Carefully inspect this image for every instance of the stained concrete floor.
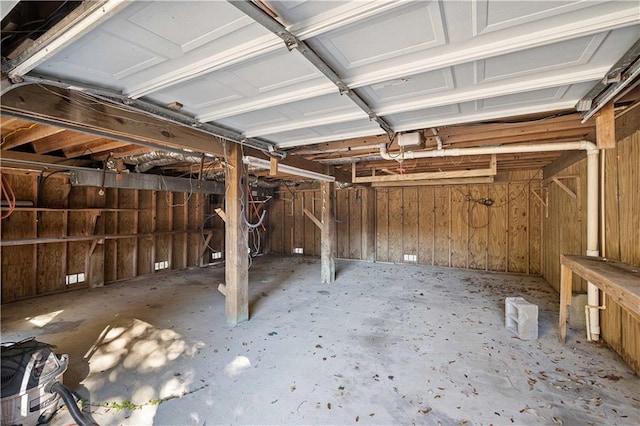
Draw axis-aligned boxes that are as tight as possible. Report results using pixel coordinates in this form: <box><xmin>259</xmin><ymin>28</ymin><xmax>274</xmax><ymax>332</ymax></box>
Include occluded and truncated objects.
<box><xmin>1</xmin><ymin>255</ymin><xmax>639</xmax><ymax>425</ymax></box>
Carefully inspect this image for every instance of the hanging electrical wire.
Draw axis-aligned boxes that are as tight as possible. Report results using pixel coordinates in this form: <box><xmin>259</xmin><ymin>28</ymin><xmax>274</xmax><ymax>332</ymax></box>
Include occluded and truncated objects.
<box><xmin>1</xmin><ymin>173</ymin><xmax>17</xmax><ymax>220</ymax></box>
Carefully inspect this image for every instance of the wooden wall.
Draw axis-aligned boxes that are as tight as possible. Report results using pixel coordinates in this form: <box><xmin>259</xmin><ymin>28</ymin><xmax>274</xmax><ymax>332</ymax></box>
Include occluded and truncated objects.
<box><xmin>266</xmin><ymin>171</ymin><xmax>543</xmax><ymax>274</ymax></box>
<box><xmin>375</xmin><ymin>171</ymin><xmax>542</xmax><ymax>272</ymax></box>
<box><xmin>542</xmin><ymin>130</ymin><xmax>640</xmax><ymax>374</ymax></box>
<box><xmin>1</xmin><ymin>172</ymin><xmax>218</xmax><ymax>303</ymax></box>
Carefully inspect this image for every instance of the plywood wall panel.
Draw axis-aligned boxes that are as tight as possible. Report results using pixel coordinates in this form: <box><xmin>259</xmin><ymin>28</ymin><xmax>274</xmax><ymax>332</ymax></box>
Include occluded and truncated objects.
<box><xmin>543</xmin><ymin>130</ymin><xmax>640</xmax><ymax>376</ymax></box>
<box><xmin>508</xmin><ymin>183</ymin><xmax>529</xmax><ymax>274</ymax></box>
<box><xmin>487</xmin><ymin>185</ymin><xmax>507</xmax><ymax>272</ymax></box>
<box><xmin>616</xmin><ymin>139</ymin><xmax>640</xmax><ymax>266</ymax></box>
<box><xmin>376</xmin><ymin>189</ymin><xmax>389</xmax><ymax>262</ymax></box>
<box><xmin>303</xmin><ymin>192</ymin><xmax>316</xmax><ymax>256</ymax></box>
<box><xmin>528</xmin><ymin>182</ymin><xmax>542</xmax><ymax>275</ymax></box>
<box><xmin>138</xmin><ymin>191</ymin><xmax>153</xmax><ymax>275</ymax></box>
<box><xmin>349</xmin><ymin>189</ymin><xmax>363</xmax><ymax>260</ymax></box>
<box><xmin>433</xmin><ymin>187</ymin><xmax>450</xmax><ymax>267</ymax></box>
<box><xmin>268</xmin><ymin>197</ymin><xmax>285</xmax><ymax>254</ymax></box>
<box><xmin>37</xmin><ymin>243</ymin><xmax>66</xmax><ymax>294</ymax></box>
<box><xmin>402</xmin><ymin>187</ymin><xmax>418</xmax><ymax>261</ymax></box>
<box><xmin>293</xmin><ymin>192</ymin><xmax>304</xmax><ymax>254</ymax></box>
<box><xmin>467</xmin><ymin>185</ymin><xmax>489</xmax><ymax>270</ymax></box>
<box><xmin>336</xmin><ymin>189</ymin><xmax>350</xmax><ymax>258</ymax></box>
<box><xmin>417</xmin><ymin>187</ymin><xmax>435</xmax><ymax>266</ymax></box>
<box><xmin>388</xmin><ymin>188</ymin><xmax>403</xmax><ymax>264</ymax></box>
<box><xmin>450</xmin><ymin>187</ymin><xmax>468</xmax><ymax>269</ymax></box>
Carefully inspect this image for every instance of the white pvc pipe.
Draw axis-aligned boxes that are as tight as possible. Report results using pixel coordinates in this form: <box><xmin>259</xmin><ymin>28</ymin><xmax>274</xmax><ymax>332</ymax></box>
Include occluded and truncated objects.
<box><xmin>380</xmin><ymin>140</ymin><xmax>601</xmax><ymax>338</ymax></box>
<box><xmin>379</xmin><ymin>140</ymin><xmax>597</xmax><ymax>160</ymax></box>
<box><xmin>586</xmin><ymin>150</ymin><xmax>601</xmax><ymax>340</ymax></box>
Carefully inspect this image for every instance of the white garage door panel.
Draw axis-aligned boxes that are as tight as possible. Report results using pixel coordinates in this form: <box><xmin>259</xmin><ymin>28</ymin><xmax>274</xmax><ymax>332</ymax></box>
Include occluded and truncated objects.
<box><xmin>474</xmin><ymin>0</ymin><xmax>599</xmax><ymax>35</ymax></box>
<box><xmin>23</xmin><ymin>0</ymin><xmax>640</xmax><ymax>150</ymax></box>
<box><xmin>34</xmin><ymin>30</ymin><xmax>164</xmax><ymax>89</ymax></box>
<box><xmin>272</xmin><ymin>119</ymin><xmax>383</xmax><ymax>148</ymax></box>
<box><xmin>215</xmin><ymin>93</ymin><xmax>365</xmax><ymax>138</ymax></box>
<box><xmin>360</xmin><ymin>68</ymin><xmax>455</xmax><ymax>104</ymax></box>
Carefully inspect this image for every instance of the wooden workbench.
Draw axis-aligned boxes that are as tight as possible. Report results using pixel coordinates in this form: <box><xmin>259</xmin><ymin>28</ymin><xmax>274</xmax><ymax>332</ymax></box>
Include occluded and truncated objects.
<box><xmin>559</xmin><ymin>254</ymin><xmax>640</xmax><ymax>343</ymax></box>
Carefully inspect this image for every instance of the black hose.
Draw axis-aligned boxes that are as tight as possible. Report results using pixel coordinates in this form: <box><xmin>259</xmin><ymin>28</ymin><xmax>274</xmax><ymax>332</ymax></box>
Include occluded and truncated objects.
<box><xmin>46</xmin><ymin>381</ymin><xmax>93</xmax><ymax>426</ymax></box>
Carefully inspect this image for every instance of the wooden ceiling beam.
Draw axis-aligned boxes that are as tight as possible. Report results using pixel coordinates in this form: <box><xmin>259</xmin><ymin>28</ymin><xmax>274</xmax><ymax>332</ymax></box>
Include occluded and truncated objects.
<box><xmin>0</xmin><ymin>149</ymin><xmax>95</xmax><ymax>169</ymax></box>
<box><xmin>63</xmin><ymin>139</ymin><xmax>130</xmax><ymax>158</ymax></box>
<box><xmin>33</xmin><ymin>131</ymin><xmax>101</xmax><ymax>154</ymax></box>
<box><xmin>1</xmin><ymin>123</ymin><xmax>65</xmax><ymax>150</ymax></box>
<box><xmin>436</xmin><ymin>112</ymin><xmax>588</xmax><ymax>136</ymax></box>
<box><xmin>440</xmin><ymin>121</ymin><xmax>593</xmax><ymax>145</ymax></box>
<box><xmin>1</xmin><ymin>84</ymin><xmax>227</xmax><ymax>157</ymax></box>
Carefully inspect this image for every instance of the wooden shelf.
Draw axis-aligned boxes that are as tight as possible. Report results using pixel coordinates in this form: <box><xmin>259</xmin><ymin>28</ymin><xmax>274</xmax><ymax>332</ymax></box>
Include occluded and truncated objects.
<box><xmin>1</xmin><ymin>207</ymin><xmax>143</xmax><ymax>212</ymax></box>
<box><xmin>0</xmin><ymin>229</ymin><xmax>215</xmax><ymax>247</ymax></box>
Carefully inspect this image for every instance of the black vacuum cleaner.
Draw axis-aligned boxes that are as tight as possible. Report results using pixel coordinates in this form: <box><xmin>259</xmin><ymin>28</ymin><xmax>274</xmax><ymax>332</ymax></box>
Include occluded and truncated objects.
<box><xmin>1</xmin><ymin>338</ymin><xmax>92</xmax><ymax>425</ymax></box>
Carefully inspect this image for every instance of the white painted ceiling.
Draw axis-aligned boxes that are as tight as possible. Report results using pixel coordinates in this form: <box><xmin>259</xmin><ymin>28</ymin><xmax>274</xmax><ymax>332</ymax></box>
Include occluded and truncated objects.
<box><xmin>33</xmin><ymin>0</ymin><xmax>640</xmax><ymax>149</ymax></box>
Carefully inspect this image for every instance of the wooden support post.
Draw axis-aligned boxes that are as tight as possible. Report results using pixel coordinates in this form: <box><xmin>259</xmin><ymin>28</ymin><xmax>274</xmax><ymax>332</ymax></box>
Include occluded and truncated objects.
<box><xmin>320</xmin><ymin>179</ymin><xmax>336</xmax><ymax>283</ymax></box>
<box><xmin>270</xmin><ymin>157</ymin><xmax>278</xmax><ymax>176</ymax></box>
<box><xmin>224</xmin><ymin>143</ymin><xmax>249</xmax><ymax>324</ymax></box>
<box><xmin>361</xmin><ymin>187</ymin><xmax>376</xmax><ymax>262</ymax></box>
<box><xmin>559</xmin><ymin>262</ymin><xmax>573</xmax><ymax>343</ymax></box>
<box><xmin>596</xmin><ymin>101</ymin><xmax>615</xmax><ymax>149</ymax></box>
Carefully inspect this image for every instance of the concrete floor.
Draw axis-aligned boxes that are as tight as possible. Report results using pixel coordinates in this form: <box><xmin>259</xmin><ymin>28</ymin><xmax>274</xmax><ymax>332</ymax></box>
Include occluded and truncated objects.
<box><xmin>1</xmin><ymin>255</ymin><xmax>639</xmax><ymax>425</ymax></box>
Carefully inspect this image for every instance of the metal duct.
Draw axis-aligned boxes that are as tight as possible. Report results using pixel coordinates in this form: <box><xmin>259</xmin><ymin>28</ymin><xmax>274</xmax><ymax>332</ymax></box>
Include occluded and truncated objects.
<box><xmin>124</xmin><ymin>152</ymin><xmax>217</xmax><ymax>173</ymax></box>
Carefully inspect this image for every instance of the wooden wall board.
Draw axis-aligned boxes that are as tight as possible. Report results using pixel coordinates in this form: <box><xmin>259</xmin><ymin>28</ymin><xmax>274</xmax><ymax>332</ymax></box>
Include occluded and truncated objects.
<box><xmin>37</xmin><ymin>243</ymin><xmax>65</xmax><ymax>294</ymax></box>
<box><xmin>487</xmin><ymin>185</ymin><xmax>507</xmax><ymax>272</ymax></box>
<box><xmin>313</xmin><ymin>189</ymin><xmax>322</xmax><ymax>257</ymax></box>
<box><xmin>187</xmin><ymin>194</ymin><xmax>201</xmax><ymax>266</ymax></box>
<box><xmin>402</xmin><ymin>187</ymin><xmax>418</xmax><ymax>262</ymax></box>
<box><xmin>450</xmin><ymin>187</ymin><xmax>468</xmax><ymax>269</ymax></box>
<box><xmin>282</xmin><ymin>195</ymin><xmax>292</xmax><ymax>255</ymax></box>
<box><xmin>375</xmin><ymin>189</ymin><xmax>389</xmax><ymax>262</ymax></box>
<box><xmin>303</xmin><ymin>192</ymin><xmax>316</xmax><ymax>256</ymax></box>
<box><xmin>104</xmin><ymin>188</ymin><xmax>118</xmax><ymax>283</ymax></box>
<box><xmin>621</xmin><ymin>309</ymin><xmax>640</xmax><ymax>374</ymax></box>
<box><xmin>349</xmin><ymin>188</ymin><xmax>363</xmax><ymax>260</ymax></box>
<box><xmin>268</xmin><ymin>197</ymin><xmax>284</xmax><ymax>254</ymax></box>
<box><xmin>156</xmin><ymin>192</ymin><xmax>171</xmax><ymax>231</ymax></box>
<box><xmin>0</xmin><ymin>169</ymin><xmax>207</xmax><ymax>302</ymax></box>
<box><xmin>602</xmin><ymin>294</ymin><xmax>623</xmax><ymax>353</ymax></box>
<box><xmin>117</xmin><ymin>189</ymin><xmax>137</xmax><ymax>279</ymax></box>
<box><xmin>293</xmin><ymin>192</ymin><xmax>304</xmax><ymax>254</ymax></box>
<box><xmin>387</xmin><ymin>188</ymin><xmax>403</xmax><ymax>264</ymax></box>
<box><xmin>467</xmin><ymin>185</ymin><xmax>489</xmax><ymax>270</ymax></box>
<box><xmin>1</xmin><ymin>172</ymin><xmax>37</xmax><ymax>300</ymax></box>
<box><xmin>603</xmin><ymin>150</ymin><xmax>621</xmax><ymax>260</ymax></box>
<box><xmin>361</xmin><ymin>187</ymin><xmax>376</xmax><ymax>262</ymax></box>
<box><xmin>417</xmin><ymin>187</ymin><xmax>435</xmax><ymax>266</ymax></box>
<box><xmin>172</xmin><ymin>193</ymin><xmax>187</xmax><ymax>269</ymax></box>
<box><xmin>433</xmin><ymin>187</ymin><xmax>450</xmax><ymax>267</ymax></box>
<box><xmin>137</xmin><ymin>191</ymin><xmax>153</xmax><ymax>275</ymax></box>
<box><xmin>1</xmin><ymin>248</ymin><xmax>37</xmax><ymax>300</ymax></box>
<box><xmin>508</xmin><ymin>183</ymin><xmax>529</xmax><ymax>274</ymax></box>
<box><xmin>529</xmin><ymin>182</ymin><xmax>542</xmax><ymax>275</ymax></box>
<box><xmin>543</xmin><ymin>130</ymin><xmax>640</xmax><ymax>376</ymax></box>
<box><xmin>336</xmin><ymin>189</ymin><xmax>350</xmax><ymax>259</ymax></box>
<box><xmin>39</xmin><ymin>176</ymin><xmax>70</xmax><ymax>208</ymax></box>
<box><xmin>616</xmin><ymin>138</ymin><xmax>640</xmax><ymax>267</ymax></box>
